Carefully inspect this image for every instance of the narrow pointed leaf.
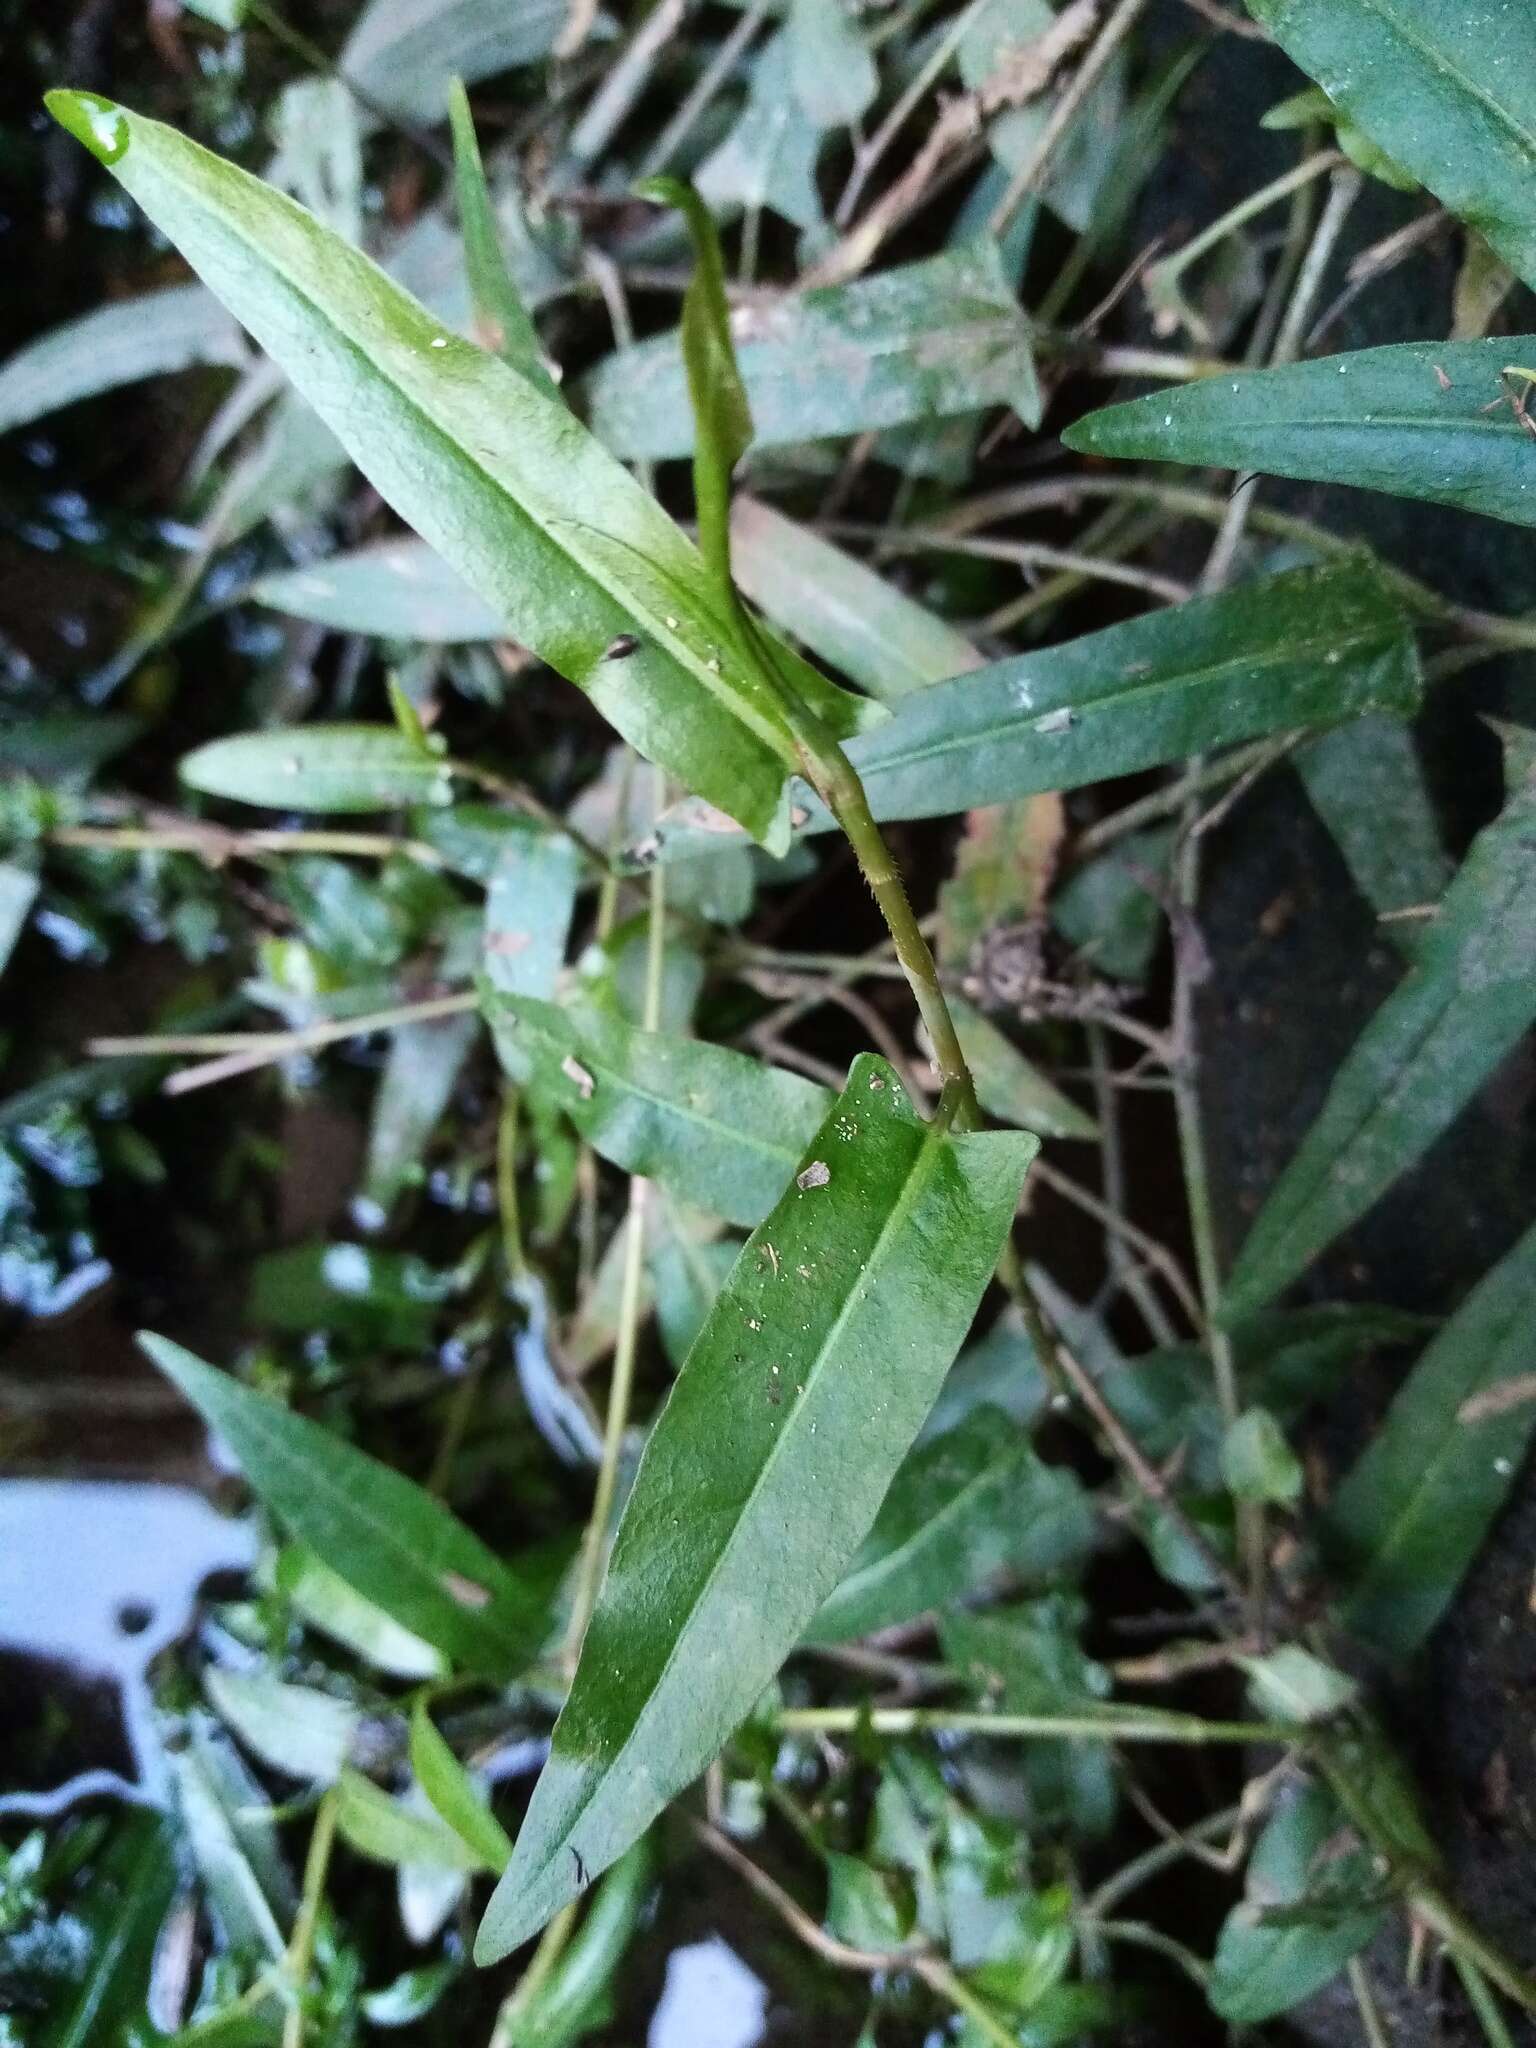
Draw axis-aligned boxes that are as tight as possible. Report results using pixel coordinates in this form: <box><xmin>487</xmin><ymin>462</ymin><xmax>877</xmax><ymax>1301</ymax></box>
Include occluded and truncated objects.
<box><xmin>483</xmin><ymin>990</ymin><xmax>831</xmax><ymax>1229</ymax></box>
<box><xmin>140</xmin><ymin>1334</ymin><xmax>556</xmax><ymax>1680</ymax></box>
<box><xmin>638</xmin><ymin>178</ymin><xmax>753</xmax><ymax>596</ymax></box>
<box><xmin>206</xmin><ymin>1667</ymin><xmax>361</xmax><ymax>1783</ymax></box>
<box><xmin>1326</xmin><ymin>1220</ymin><xmax>1536</xmax><ymax>1660</ymax></box>
<box><xmin>181</xmin><ymin>725</ymin><xmax>453</xmax><ymax>813</ymax></box>
<box><xmin>361</xmin><ymin>1012</ymin><xmax>480</xmax><ymax>1221</ymax></box>
<box><xmin>803</xmin><ymin>1406</ymin><xmax>1093</xmax><ymax>1645</ymax></box>
<box><xmin>253</xmin><ymin>538</ymin><xmax>506</xmax><ymax>641</ymax></box>
<box><xmin>48</xmin><ymin>93</ymin><xmax>874</xmax><ymax>851</ymax></box>
<box><xmin>1225</xmin><ymin>760</ymin><xmax>1536</xmax><ymax>1318</ymax></box>
<box><xmin>1297</xmin><ymin>714</ymin><xmax>1450</xmax><ymax>959</ymax></box>
<box><xmin>410</xmin><ymin>1703</ymin><xmax>514</xmax><ymax>1873</ymax></box>
<box><xmin>337</xmin><ymin>1769</ymin><xmax>485</xmax><ymax>1871</ymax></box>
<box><xmin>447</xmin><ymin>78</ymin><xmax>556</xmax><ymax>394</ymax></box>
<box><xmin>641</xmin><ymin>559</ymin><xmax>1421</xmax><ymax>858</ymax></box>
<box><xmin>731</xmin><ymin>496</ymin><xmax>983</xmax><ymax>702</ymax></box>
<box><xmin>476</xmin><ymin>1056</ymin><xmax>1036</xmax><ymax>1958</ymax></box>
<box><xmin>483</xmin><ymin>834</ymin><xmax>580</xmax><ymax>999</ymax></box>
<box><xmin>1246</xmin><ymin>1</ymin><xmax>1536</xmax><ymax>294</ymax></box>
<box><xmin>40</xmin><ymin>1815</ymin><xmax>178</xmax><ymax>2048</ymax></box>
<box><xmin>0</xmin><ymin>281</ymin><xmax>247</xmax><ymax>436</ymax></box>
<box><xmin>949</xmin><ymin>997</ymin><xmax>1098</xmax><ymax>1142</ymax></box>
<box><xmin>1064</xmin><ymin>336</ymin><xmax>1536</xmax><ymax>530</ymax></box>
<box><xmin>586</xmin><ymin>240</ymin><xmax>1041</xmax><ymax>460</ymax></box>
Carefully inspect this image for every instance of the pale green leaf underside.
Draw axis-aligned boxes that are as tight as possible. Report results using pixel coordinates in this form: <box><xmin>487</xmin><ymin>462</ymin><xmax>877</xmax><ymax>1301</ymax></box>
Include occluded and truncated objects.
<box><xmin>180</xmin><ymin>724</ymin><xmax>452</xmax><ymax>813</ymax></box>
<box><xmin>476</xmin><ymin>1055</ymin><xmax>1036</xmax><ymax>1959</ymax></box>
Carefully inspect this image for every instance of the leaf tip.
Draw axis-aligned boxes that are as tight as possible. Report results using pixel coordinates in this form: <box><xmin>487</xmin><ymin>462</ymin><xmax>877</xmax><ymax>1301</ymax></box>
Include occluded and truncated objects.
<box><xmin>46</xmin><ymin>88</ymin><xmax>129</xmax><ymax>166</ymax></box>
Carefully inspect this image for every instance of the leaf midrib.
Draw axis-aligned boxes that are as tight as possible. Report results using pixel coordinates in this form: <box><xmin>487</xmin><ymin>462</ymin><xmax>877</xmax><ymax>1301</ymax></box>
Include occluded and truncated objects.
<box><xmin>142</xmin><ymin>119</ymin><xmax>793</xmax><ymax>768</ymax></box>
<box><xmin>530</xmin><ymin>1105</ymin><xmax>954</xmax><ymax>1883</ymax></box>
<box><xmin>868</xmin><ymin>616</ymin><xmax>1406</xmax><ymax>778</ymax></box>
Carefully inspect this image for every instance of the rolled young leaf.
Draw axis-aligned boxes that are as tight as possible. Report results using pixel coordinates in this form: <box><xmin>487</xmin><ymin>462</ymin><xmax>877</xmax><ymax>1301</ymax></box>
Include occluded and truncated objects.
<box><xmin>1224</xmin><ymin>751</ymin><xmax>1536</xmax><ymax>1319</ymax></box>
<box><xmin>1064</xmin><ymin>337</ymin><xmax>1536</xmax><ymax>530</ymax></box>
<box><xmin>140</xmin><ymin>1334</ymin><xmax>557</xmax><ymax>1680</ymax></box>
<box><xmin>47</xmin><ymin>91</ymin><xmax>874</xmax><ymax>853</ymax></box>
<box><xmin>1245</xmin><ymin>2</ymin><xmax>1536</xmax><ymax>295</ymax></box>
<box><xmin>476</xmin><ymin>1055</ymin><xmax>1037</xmax><ymax>1959</ymax></box>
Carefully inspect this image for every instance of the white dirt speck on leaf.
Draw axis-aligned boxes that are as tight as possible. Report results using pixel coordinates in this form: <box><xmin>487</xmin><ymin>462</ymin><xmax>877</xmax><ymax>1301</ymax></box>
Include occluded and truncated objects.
<box><xmin>796</xmin><ymin>1160</ymin><xmax>831</xmax><ymax>1190</ymax></box>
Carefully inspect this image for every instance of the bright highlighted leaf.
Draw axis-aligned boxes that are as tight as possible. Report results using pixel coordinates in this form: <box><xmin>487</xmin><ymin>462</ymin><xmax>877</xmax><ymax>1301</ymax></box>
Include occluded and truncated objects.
<box><xmin>48</xmin><ymin>93</ymin><xmax>874</xmax><ymax>852</ymax></box>
<box><xmin>410</xmin><ymin>1703</ymin><xmax>513</xmax><ymax>1874</ymax></box>
<box><xmin>1246</xmin><ymin>2</ymin><xmax>1536</xmax><ymax>294</ymax></box>
<box><xmin>140</xmin><ymin>1334</ymin><xmax>557</xmax><ymax>1681</ymax></box>
<box><xmin>1064</xmin><ymin>336</ymin><xmax>1536</xmax><ymax>531</ymax></box>
<box><xmin>1326</xmin><ymin>1220</ymin><xmax>1536</xmax><ymax>1660</ymax></box>
<box><xmin>1225</xmin><ymin>760</ymin><xmax>1536</xmax><ymax>1319</ymax></box>
<box><xmin>180</xmin><ymin>725</ymin><xmax>452</xmax><ymax>814</ymax></box>
<box><xmin>586</xmin><ymin>241</ymin><xmax>1041</xmax><ymax>461</ymax></box>
<box><xmin>337</xmin><ymin>1769</ymin><xmax>485</xmax><ymax>1872</ymax></box>
<box><xmin>253</xmin><ymin>540</ymin><xmax>505</xmax><ymax>641</ymax></box>
<box><xmin>476</xmin><ymin>1056</ymin><xmax>1036</xmax><ymax>1959</ymax></box>
<box><xmin>447</xmin><ymin>78</ymin><xmax>555</xmax><ymax>394</ymax></box>
<box><xmin>484</xmin><ymin>990</ymin><xmax>831</xmax><ymax>1229</ymax></box>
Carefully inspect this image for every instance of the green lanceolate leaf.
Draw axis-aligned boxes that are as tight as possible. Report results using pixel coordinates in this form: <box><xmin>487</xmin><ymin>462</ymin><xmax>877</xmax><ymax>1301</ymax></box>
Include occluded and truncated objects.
<box><xmin>483</xmin><ymin>833</ymin><xmax>580</xmax><ymax>999</ymax></box>
<box><xmin>410</xmin><ymin>1703</ymin><xmax>514</xmax><ymax>1873</ymax></box>
<box><xmin>1064</xmin><ymin>336</ymin><xmax>1536</xmax><ymax>530</ymax></box>
<box><xmin>41</xmin><ymin>1815</ymin><xmax>179</xmax><ymax>2048</ymax></box>
<box><xmin>502</xmin><ymin>1839</ymin><xmax>655</xmax><ymax>2047</ymax></box>
<box><xmin>483</xmin><ymin>990</ymin><xmax>831</xmax><ymax>1229</ymax></box>
<box><xmin>731</xmin><ymin>496</ymin><xmax>984</xmax><ymax>703</ymax></box>
<box><xmin>205</xmin><ymin>1667</ymin><xmax>361</xmax><ymax>1783</ymax></box>
<box><xmin>476</xmin><ymin>1056</ymin><xmax>1036</xmax><ymax>1958</ymax></box>
<box><xmin>637</xmin><ymin>178</ymin><xmax>753</xmax><ymax>598</ymax></box>
<box><xmin>1326</xmin><ymin>1220</ymin><xmax>1536</xmax><ymax>1660</ymax></box>
<box><xmin>253</xmin><ymin>538</ymin><xmax>506</xmax><ymax>641</ymax></box>
<box><xmin>949</xmin><ymin>997</ymin><xmax>1099</xmax><ymax>1143</ymax></box>
<box><xmin>642</xmin><ymin>558</ymin><xmax>1420</xmax><ymax>858</ymax></box>
<box><xmin>339</xmin><ymin>0</ymin><xmax>565</xmax><ymax>123</ymax></box>
<box><xmin>336</xmin><ymin>1769</ymin><xmax>485</xmax><ymax>1871</ymax></box>
<box><xmin>1209</xmin><ymin>1781</ymin><xmax>1386</xmax><ymax>2024</ymax></box>
<box><xmin>0</xmin><ymin>281</ymin><xmax>247</xmax><ymax>437</ymax></box>
<box><xmin>447</xmin><ymin>79</ymin><xmax>556</xmax><ymax>395</ymax></box>
<box><xmin>1224</xmin><ymin>760</ymin><xmax>1536</xmax><ymax>1318</ymax></box>
<box><xmin>140</xmin><ymin>1334</ymin><xmax>556</xmax><ymax>1680</ymax></box>
<box><xmin>48</xmin><ymin>94</ymin><xmax>874</xmax><ymax>852</ymax></box>
<box><xmin>1297</xmin><ymin>714</ymin><xmax>1450</xmax><ymax>958</ymax></box>
<box><xmin>1246</xmin><ymin>1</ymin><xmax>1536</xmax><ymax>293</ymax></box>
<box><xmin>803</xmin><ymin>1405</ymin><xmax>1093</xmax><ymax>1644</ymax></box>
<box><xmin>586</xmin><ymin>239</ymin><xmax>1041</xmax><ymax>461</ymax></box>
<box><xmin>180</xmin><ymin>725</ymin><xmax>453</xmax><ymax>813</ymax></box>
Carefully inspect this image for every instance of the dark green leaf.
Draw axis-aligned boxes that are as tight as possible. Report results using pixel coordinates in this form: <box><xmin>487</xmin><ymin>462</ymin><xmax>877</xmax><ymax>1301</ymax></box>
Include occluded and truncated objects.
<box><xmin>1297</xmin><ymin>714</ymin><xmax>1450</xmax><ymax>958</ymax></box>
<box><xmin>1326</xmin><ymin>1219</ymin><xmax>1536</xmax><ymax>1659</ymax></box>
<box><xmin>804</xmin><ymin>1406</ymin><xmax>1093</xmax><ymax>1644</ymax></box>
<box><xmin>949</xmin><ymin>998</ymin><xmax>1099</xmax><ymax>1143</ymax></box>
<box><xmin>180</xmin><ymin>725</ymin><xmax>453</xmax><ymax>814</ymax></box>
<box><xmin>484</xmin><ymin>832</ymin><xmax>580</xmax><ymax>999</ymax></box>
<box><xmin>141</xmin><ymin>1334</ymin><xmax>556</xmax><ymax>1680</ymax></box>
<box><xmin>732</xmin><ymin>496</ymin><xmax>983</xmax><ymax>704</ymax></box>
<box><xmin>824</xmin><ymin>1856</ymin><xmax>916</xmax><ymax>1956</ymax></box>
<box><xmin>1064</xmin><ymin>336</ymin><xmax>1536</xmax><ymax>530</ymax></box>
<box><xmin>49</xmin><ymin>93</ymin><xmax>874</xmax><ymax>851</ymax></box>
<box><xmin>586</xmin><ymin>241</ymin><xmax>1041</xmax><ymax>461</ymax></box>
<box><xmin>248</xmin><ymin>1239</ymin><xmax>457</xmax><ymax>1351</ymax></box>
<box><xmin>484</xmin><ymin>990</ymin><xmax>831</xmax><ymax>1228</ymax></box>
<box><xmin>37</xmin><ymin>1815</ymin><xmax>177</xmax><ymax>2048</ymax></box>
<box><xmin>360</xmin><ymin>1012</ymin><xmax>479</xmax><ymax>1222</ymax></box>
<box><xmin>1209</xmin><ymin>1782</ymin><xmax>1385</xmax><ymax>2024</ymax></box>
<box><xmin>1051</xmin><ymin>826</ymin><xmax>1176</xmax><ymax>984</ymax></box>
<box><xmin>448</xmin><ymin>78</ymin><xmax>556</xmax><ymax>394</ymax></box>
<box><xmin>1225</xmin><ymin>762</ymin><xmax>1536</xmax><ymax>1317</ymax></box>
<box><xmin>1246</xmin><ymin>1</ymin><xmax>1536</xmax><ymax>292</ymax></box>
<box><xmin>643</xmin><ymin>559</ymin><xmax>1422</xmax><ymax>857</ymax></box>
<box><xmin>253</xmin><ymin>540</ymin><xmax>505</xmax><ymax>641</ymax></box>
<box><xmin>503</xmin><ymin>1838</ymin><xmax>654</xmax><ymax>2048</ymax></box>
<box><xmin>787</xmin><ymin>0</ymin><xmax>878</xmax><ymax>129</ymax></box>
<box><xmin>476</xmin><ymin>1056</ymin><xmax>1036</xmax><ymax>1957</ymax></box>
<box><xmin>1221</xmin><ymin>1408</ymin><xmax>1303</xmax><ymax>1507</ymax></box>
<box><xmin>410</xmin><ymin>1703</ymin><xmax>514</xmax><ymax>1874</ymax></box>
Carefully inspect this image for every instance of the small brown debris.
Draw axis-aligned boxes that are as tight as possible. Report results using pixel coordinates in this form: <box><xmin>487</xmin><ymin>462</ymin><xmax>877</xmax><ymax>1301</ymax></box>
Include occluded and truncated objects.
<box><xmin>561</xmin><ymin>1054</ymin><xmax>596</xmax><ymax>1100</ymax></box>
<box><xmin>1434</xmin><ymin>363</ymin><xmax>1453</xmax><ymax>391</ymax></box>
<box><xmin>605</xmin><ymin>633</ymin><xmax>639</xmax><ymax>661</ymax></box>
<box><xmin>487</xmin><ymin>929</ymin><xmax>532</xmax><ymax>956</ymax></box>
<box><xmin>442</xmin><ymin>1570</ymin><xmax>492</xmax><ymax>1609</ymax></box>
<box><xmin>1459</xmin><ymin>1374</ymin><xmax>1536</xmax><ymax>1424</ymax></box>
<box><xmin>796</xmin><ymin>1160</ymin><xmax>831</xmax><ymax>1191</ymax></box>
<box><xmin>1258</xmin><ymin>889</ymin><xmax>1298</xmax><ymax>940</ymax></box>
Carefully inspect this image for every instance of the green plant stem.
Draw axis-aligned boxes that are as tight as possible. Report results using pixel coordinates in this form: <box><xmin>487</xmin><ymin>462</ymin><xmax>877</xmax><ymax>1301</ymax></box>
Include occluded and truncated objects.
<box><xmin>281</xmin><ymin>1785</ymin><xmax>338</xmax><ymax>2048</ymax></box>
<box><xmin>915</xmin><ymin>1957</ymin><xmax>1020</xmax><ymax>2048</ymax></box>
<box><xmin>49</xmin><ymin>822</ymin><xmax>447</xmax><ymax>867</ymax></box>
<box><xmin>1350</xmin><ymin>1957</ymin><xmax>1395</xmax><ymax>2048</ymax></box>
<box><xmin>490</xmin><ymin>1902</ymin><xmax>580</xmax><ymax>2048</ymax></box>
<box><xmin>88</xmin><ymin>990</ymin><xmax>477</xmax><ymax>1069</ymax></box>
<box><xmin>1145</xmin><ymin>150</ymin><xmax>1342</xmax><ymax>339</ymax></box>
<box><xmin>1411</xmin><ymin>1887</ymin><xmax>1536</xmax><ymax>2018</ymax></box>
<box><xmin>1455</xmin><ymin>1954</ymin><xmax>1520</xmax><ymax>2048</ymax></box>
<box><xmin>798</xmin><ymin>736</ymin><xmax>980</xmax><ymax>1129</ymax></box>
<box><xmin>564</xmin><ymin>786</ymin><xmax>667</xmax><ymax>1661</ymax></box>
<box><xmin>1085</xmin><ymin>1802</ymin><xmax>1247</xmax><ymax>1917</ymax></box>
<box><xmin>778</xmin><ymin>1706</ymin><xmax>1300</xmax><ymax>1745</ymax></box>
